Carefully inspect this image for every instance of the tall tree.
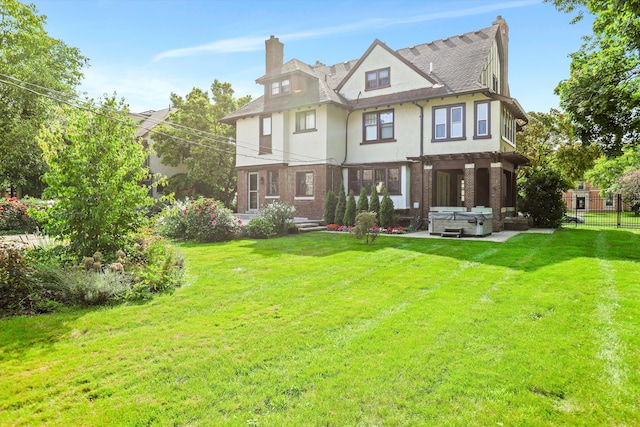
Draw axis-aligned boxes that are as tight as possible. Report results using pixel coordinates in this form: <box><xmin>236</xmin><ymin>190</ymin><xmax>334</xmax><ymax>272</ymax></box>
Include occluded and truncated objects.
<box><xmin>586</xmin><ymin>145</ymin><xmax>640</xmax><ymax>194</ymax></box>
<box><xmin>38</xmin><ymin>96</ymin><xmax>153</xmax><ymax>259</ymax></box>
<box><xmin>0</xmin><ymin>0</ymin><xmax>87</xmax><ymax>196</ymax></box>
<box><xmin>551</xmin><ymin>0</ymin><xmax>640</xmax><ymax>155</ymax></box>
<box><xmin>517</xmin><ymin>109</ymin><xmax>600</xmax><ymax>183</ymax></box>
<box><xmin>153</xmin><ymin>80</ymin><xmax>250</xmax><ymax>206</ymax></box>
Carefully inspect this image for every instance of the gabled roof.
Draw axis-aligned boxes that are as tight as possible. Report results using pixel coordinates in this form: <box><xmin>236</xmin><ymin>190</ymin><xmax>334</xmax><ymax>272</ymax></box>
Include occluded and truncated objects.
<box><xmin>334</xmin><ymin>38</ymin><xmax>438</xmax><ymax>92</ymax></box>
<box><xmin>222</xmin><ymin>20</ymin><xmax>522</xmax><ymax>124</ymax></box>
<box><xmin>130</xmin><ymin>108</ymin><xmax>173</xmax><ymax>138</ymax></box>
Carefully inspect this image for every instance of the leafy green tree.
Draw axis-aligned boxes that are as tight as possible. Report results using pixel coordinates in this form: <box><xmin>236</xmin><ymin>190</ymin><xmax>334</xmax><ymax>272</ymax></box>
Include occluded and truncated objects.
<box><xmin>0</xmin><ymin>0</ymin><xmax>87</xmax><ymax>196</ymax></box>
<box><xmin>323</xmin><ymin>190</ymin><xmax>337</xmax><ymax>224</ymax></box>
<box><xmin>518</xmin><ymin>167</ymin><xmax>572</xmax><ymax>228</ymax></box>
<box><xmin>379</xmin><ymin>189</ymin><xmax>395</xmax><ymax>228</ymax></box>
<box><xmin>153</xmin><ymin>81</ymin><xmax>251</xmax><ymax>206</ymax></box>
<box><xmin>38</xmin><ymin>96</ymin><xmax>154</xmax><ymax>258</ymax></box>
<box><xmin>354</xmin><ymin>211</ymin><xmax>378</xmax><ymax>244</ymax></box>
<box><xmin>334</xmin><ymin>183</ymin><xmax>346</xmax><ymax>226</ymax></box>
<box><xmin>586</xmin><ymin>146</ymin><xmax>640</xmax><ymax>195</ymax></box>
<box><xmin>517</xmin><ymin>110</ymin><xmax>600</xmax><ymax>184</ymax></box>
<box><xmin>552</xmin><ymin>0</ymin><xmax>640</xmax><ymax>155</ymax></box>
<box><xmin>356</xmin><ymin>187</ymin><xmax>369</xmax><ymax>213</ymax></box>
<box><xmin>369</xmin><ymin>185</ymin><xmax>380</xmax><ymax>224</ymax></box>
<box><xmin>344</xmin><ymin>190</ymin><xmax>357</xmax><ymax>226</ymax></box>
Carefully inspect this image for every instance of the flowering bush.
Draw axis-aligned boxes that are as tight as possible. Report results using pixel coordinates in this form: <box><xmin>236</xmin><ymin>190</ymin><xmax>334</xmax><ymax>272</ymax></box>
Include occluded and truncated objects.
<box><xmin>156</xmin><ymin>197</ymin><xmax>241</xmax><ymax>242</ymax></box>
<box><xmin>0</xmin><ymin>197</ymin><xmax>45</xmax><ymax>233</ymax></box>
<box><xmin>326</xmin><ymin>223</ymin><xmax>340</xmax><ymax>231</ymax></box>
<box><xmin>260</xmin><ymin>201</ymin><xmax>296</xmax><ymax>236</ymax></box>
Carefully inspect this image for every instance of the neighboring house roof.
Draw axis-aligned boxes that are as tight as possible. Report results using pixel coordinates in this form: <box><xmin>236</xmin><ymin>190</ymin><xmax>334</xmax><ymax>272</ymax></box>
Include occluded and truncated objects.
<box><xmin>130</xmin><ymin>108</ymin><xmax>173</xmax><ymax>138</ymax></box>
<box><xmin>222</xmin><ymin>22</ymin><xmax>523</xmax><ymax>124</ymax></box>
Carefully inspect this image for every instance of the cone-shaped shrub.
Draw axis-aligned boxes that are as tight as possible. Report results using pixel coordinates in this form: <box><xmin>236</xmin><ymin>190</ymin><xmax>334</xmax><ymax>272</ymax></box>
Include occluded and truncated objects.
<box><xmin>344</xmin><ymin>190</ymin><xmax>357</xmax><ymax>226</ymax></box>
<box><xmin>324</xmin><ymin>190</ymin><xmax>337</xmax><ymax>224</ymax></box>
<box><xmin>356</xmin><ymin>187</ymin><xmax>369</xmax><ymax>213</ymax></box>
<box><xmin>334</xmin><ymin>183</ymin><xmax>346</xmax><ymax>226</ymax></box>
<box><xmin>369</xmin><ymin>185</ymin><xmax>380</xmax><ymax>225</ymax></box>
<box><xmin>379</xmin><ymin>188</ymin><xmax>395</xmax><ymax>228</ymax></box>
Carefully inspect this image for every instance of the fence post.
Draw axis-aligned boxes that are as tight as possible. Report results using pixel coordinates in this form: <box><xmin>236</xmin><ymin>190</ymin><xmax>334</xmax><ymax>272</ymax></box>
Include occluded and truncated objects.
<box><xmin>617</xmin><ymin>194</ymin><xmax>622</xmax><ymax>228</ymax></box>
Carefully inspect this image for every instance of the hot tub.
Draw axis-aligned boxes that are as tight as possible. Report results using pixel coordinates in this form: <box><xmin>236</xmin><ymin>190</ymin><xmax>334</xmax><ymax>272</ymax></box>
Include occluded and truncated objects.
<box><xmin>428</xmin><ymin>211</ymin><xmax>493</xmax><ymax>237</ymax></box>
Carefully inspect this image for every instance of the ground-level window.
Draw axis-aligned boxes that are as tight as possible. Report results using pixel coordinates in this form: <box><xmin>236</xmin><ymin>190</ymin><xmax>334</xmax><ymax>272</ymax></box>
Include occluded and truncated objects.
<box><xmin>267</xmin><ymin>171</ymin><xmax>279</xmax><ymax>196</ymax></box>
<box><xmin>348</xmin><ymin>166</ymin><xmax>401</xmax><ymax>195</ymax></box>
<box><xmin>296</xmin><ymin>172</ymin><xmax>314</xmax><ymax>197</ymax></box>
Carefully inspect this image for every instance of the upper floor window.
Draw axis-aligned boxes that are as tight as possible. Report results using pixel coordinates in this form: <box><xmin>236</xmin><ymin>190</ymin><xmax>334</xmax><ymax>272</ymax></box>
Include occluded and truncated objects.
<box><xmin>501</xmin><ymin>106</ymin><xmax>516</xmax><ymax>143</ymax></box>
<box><xmin>295</xmin><ymin>110</ymin><xmax>316</xmax><ymax>133</ymax></box>
<box><xmin>363</xmin><ymin>110</ymin><xmax>394</xmax><ymax>143</ymax></box>
<box><xmin>474</xmin><ymin>101</ymin><xmax>490</xmax><ymax>139</ymax></box>
<box><xmin>260</xmin><ymin>115</ymin><xmax>272</xmax><ymax>155</ymax></box>
<box><xmin>365</xmin><ymin>68</ymin><xmax>390</xmax><ymax>90</ymax></box>
<box><xmin>433</xmin><ymin>104</ymin><xmax>465</xmax><ymax>141</ymax></box>
<box><xmin>271</xmin><ymin>79</ymin><xmax>290</xmax><ymax>96</ymax></box>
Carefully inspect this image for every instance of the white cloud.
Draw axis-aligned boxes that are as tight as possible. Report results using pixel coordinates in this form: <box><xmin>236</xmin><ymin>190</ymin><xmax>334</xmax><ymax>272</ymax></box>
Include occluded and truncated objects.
<box><xmin>153</xmin><ymin>0</ymin><xmax>538</xmax><ymax>61</ymax></box>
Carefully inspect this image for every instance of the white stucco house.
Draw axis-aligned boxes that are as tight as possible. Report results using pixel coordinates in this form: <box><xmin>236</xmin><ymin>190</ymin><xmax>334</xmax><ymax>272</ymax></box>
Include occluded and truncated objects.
<box><xmin>130</xmin><ymin>108</ymin><xmax>187</xmax><ymax>198</ymax></box>
<box><xmin>221</xmin><ymin>16</ymin><xmax>529</xmax><ymax>230</ymax></box>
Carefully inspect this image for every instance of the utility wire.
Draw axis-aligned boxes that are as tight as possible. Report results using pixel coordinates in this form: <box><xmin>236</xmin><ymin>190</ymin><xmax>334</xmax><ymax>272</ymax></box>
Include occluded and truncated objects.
<box><xmin>0</xmin><ymin>72</ymin><xmax>334</xmax><ymax>164</ymax></box>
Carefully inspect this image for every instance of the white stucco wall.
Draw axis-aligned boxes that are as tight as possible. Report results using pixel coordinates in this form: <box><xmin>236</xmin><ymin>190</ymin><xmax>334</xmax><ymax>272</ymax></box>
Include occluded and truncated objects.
<box><xmin>339</xmin><ymin>44</ymin><xmax>433</xmax><ymax>100</ymax></box>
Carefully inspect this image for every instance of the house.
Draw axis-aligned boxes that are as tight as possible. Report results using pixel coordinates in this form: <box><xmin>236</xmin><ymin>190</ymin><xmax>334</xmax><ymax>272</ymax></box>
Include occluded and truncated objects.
<box><xmin>221</xmin><ymin>16</ymin><xmax>529</xmax><ymax>231</ymax></box>
<box><xmin>564</xmin><ymin>180</ymin><xmax>618</xmax><ymax>212</ymax></box>
<box><xmin>130</xmin><ymin>108</ymin><xmax>188</xmax><ymax>198</ymax></box>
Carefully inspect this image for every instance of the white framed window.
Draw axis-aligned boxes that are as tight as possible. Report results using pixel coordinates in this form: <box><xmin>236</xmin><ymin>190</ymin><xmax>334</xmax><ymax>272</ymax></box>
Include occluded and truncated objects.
<box><xmin>474</xmin><ymin>101</ymin><xmax>490</xmax><ymax>138</ymax></box>
<box><xmin>432</xmin><ymin>104</ymin><xmax>465</xmax><ymax>141</ymax></box>
<box><xmin>271</xmin><ymin>79</ymin><xmax>290</xmax><ymax>96</ymax></box>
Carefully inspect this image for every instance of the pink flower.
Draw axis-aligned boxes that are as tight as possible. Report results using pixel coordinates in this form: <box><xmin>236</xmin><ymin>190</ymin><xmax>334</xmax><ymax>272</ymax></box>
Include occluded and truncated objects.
<box><xmin>210</xmin><ymin>213</ymin><xmax>216</xmax><ymax>219</ymax></box>
<box><xmin>211</xmin><ymin>220</ymin><xmax>217</xmax><ymax>226</ymax></box>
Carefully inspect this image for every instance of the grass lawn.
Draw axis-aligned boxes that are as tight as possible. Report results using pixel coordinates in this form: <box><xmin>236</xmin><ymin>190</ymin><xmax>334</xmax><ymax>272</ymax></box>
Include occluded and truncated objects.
<box><xmin>1</xmin><ymin>228</ymin><xmax>639</xmax><ymax>426</ymax></box>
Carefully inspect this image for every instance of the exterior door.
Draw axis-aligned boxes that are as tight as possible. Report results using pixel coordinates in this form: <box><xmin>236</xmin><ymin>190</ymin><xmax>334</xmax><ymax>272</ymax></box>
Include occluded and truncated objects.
<box><xmin>248</xmin><ymin>172</ymin><xmax>259</xmax><ymax>211</ymax></box>
<box><xmin>436</xmin><ymin>171</ymin><xmax>450</xmax><ymax>206</ymax></box>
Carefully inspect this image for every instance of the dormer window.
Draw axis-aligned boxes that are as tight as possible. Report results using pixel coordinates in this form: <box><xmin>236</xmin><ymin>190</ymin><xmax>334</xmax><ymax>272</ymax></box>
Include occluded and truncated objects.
<box><xmin>365</xmin><ymin>68</ymin><xmax>390</xmax><ymax>90</ymax></box>
<box><xmin>271</xmin><ymin>79</ymin><xmax>290</xmax><ymax>96</ymax></box>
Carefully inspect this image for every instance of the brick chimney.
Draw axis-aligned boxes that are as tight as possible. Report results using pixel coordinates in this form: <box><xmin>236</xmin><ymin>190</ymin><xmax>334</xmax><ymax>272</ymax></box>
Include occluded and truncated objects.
<box><xmin>493</xmin><ymin>15</ymin><xmax>509</xmax><ymax>96</ymax></box>
<box><xmin>265</xmin><ymin>35</ymin><xmax>283</xmax><ymax>75</ymax></box>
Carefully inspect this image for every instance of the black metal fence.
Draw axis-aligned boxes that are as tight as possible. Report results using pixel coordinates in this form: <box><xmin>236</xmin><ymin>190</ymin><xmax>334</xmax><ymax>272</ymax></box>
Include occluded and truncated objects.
<box><xmin>562</xmin><ymin>192</ymin><xmax>640</xmax><ymax>228</ymax></box>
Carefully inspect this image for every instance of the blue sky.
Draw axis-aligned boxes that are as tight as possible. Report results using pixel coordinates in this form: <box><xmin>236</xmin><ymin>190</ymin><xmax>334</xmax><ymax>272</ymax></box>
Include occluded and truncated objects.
<box><xmin>32</xmin><ymin>0</ymin><xmax>593</xmax><ymax>114</ymax></box>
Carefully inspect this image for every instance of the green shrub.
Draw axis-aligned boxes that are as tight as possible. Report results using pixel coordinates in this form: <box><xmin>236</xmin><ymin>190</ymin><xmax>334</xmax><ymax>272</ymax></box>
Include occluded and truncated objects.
<box><xmin>369</xmin><ymin>185</ymin><xmax>380</xmax><ymax>225</ymax></box>
<box><xmin>245</xmin><ymin>218</ymin><xmax>277</xmax><ymax>239</ymax></box>
<box><xmin>518</xmin><ymin>167</ymin><xmax>571</xmax><ymax>228</ymax></box>
<box><xmin>354</xmin><ymin>211</ymin><xmax>378</xmax><ymax>244</ymax></box>
<box><xmin>356</xmin><ymin>187</ymin><xmax>369</xmax><ymax>214</ymax></box>
<box><xmin>261</xmin><ymin>201</ymin><xmax>295</xmax><ymax>236</ymax></box>
<box><xmin>324</xmin><ymin>190</ymin><xmax>337</xmax><ymax>224</ymax></box>
<box><xmin>334</xmin><ymin>184</ymin><xmax>347</xmax><ymax>226</ymax></box>
<box><xmin>379</xmin><ymin>189</ymin><xmax>395</xmax><ymax>228</ymax></box>
<box><xmin>344</xmin><ymin>190</ymin><xmax>357</xmax><ymax>226</ymax></box>
<box><xmin>157</xmin><ymin>197</ymin><xmax>241</xmax><ymax>242</ymax></box>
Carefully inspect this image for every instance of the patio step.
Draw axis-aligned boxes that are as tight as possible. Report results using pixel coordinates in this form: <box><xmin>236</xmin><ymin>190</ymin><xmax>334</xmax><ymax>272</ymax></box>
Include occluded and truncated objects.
<box><xmin>441</xmin><ymin>227</ymin><xmax>462</xmax><ymax>238</ymax></box>
<box><xmin>296</xmin><ymin>222</ymin><xmax>325</xmax><ymax>232</ymax></box>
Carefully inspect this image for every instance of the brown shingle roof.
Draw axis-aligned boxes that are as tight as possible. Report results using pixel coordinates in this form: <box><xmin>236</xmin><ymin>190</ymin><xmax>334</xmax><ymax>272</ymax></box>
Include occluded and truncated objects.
<box><xmin>222</xmin><ymin>22</ymin><xmax>510</xmax><ymax>123</ymax></box>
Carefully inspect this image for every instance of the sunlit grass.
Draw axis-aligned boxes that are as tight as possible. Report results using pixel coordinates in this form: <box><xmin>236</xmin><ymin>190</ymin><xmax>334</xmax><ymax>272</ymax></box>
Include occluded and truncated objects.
<box><xmin>1</xmin><ymin>228</ymin><xmax>639</xmax><ymax>426</ymax></box>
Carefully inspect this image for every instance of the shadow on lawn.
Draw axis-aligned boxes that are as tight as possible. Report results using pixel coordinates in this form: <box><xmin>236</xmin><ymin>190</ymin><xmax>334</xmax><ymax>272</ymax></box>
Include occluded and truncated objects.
<box><xmin>242</xmin><ymin>227</ymin><xmax>640</xmax><ymax>272</ymax></box>
<box><xmin>0</xmin><ymin>309</ymin><xmax>89</xmax><ymax>362</ymax></box>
